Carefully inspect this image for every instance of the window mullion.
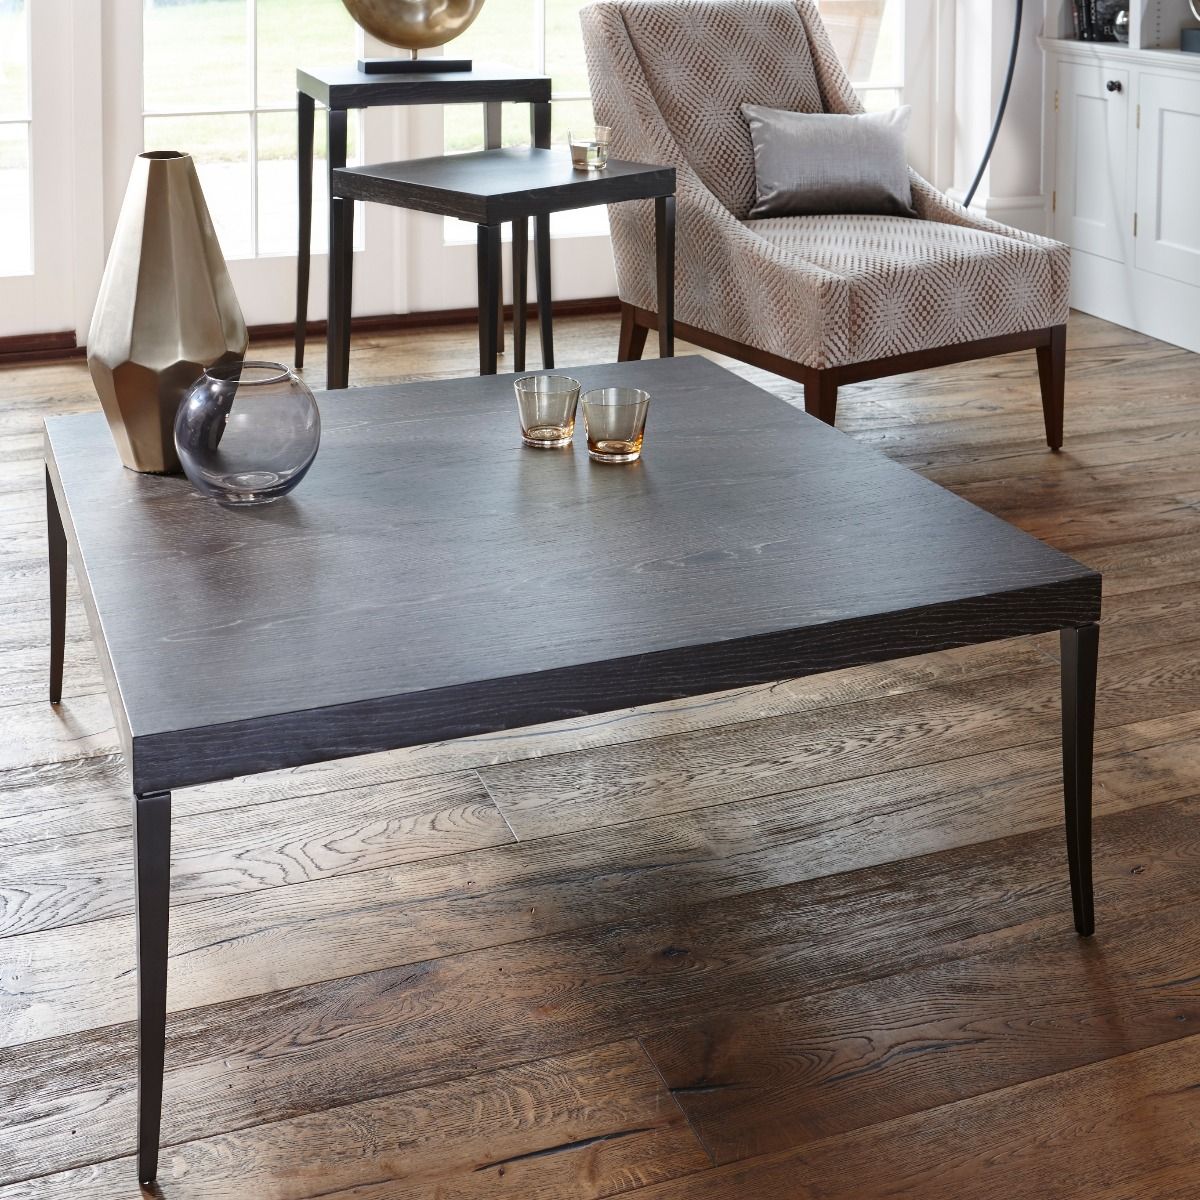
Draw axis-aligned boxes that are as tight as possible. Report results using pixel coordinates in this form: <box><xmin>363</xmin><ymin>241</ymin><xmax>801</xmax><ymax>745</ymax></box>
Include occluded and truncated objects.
<box><xmin>246</xmin><ymin>0</ymin><xmax>259</xmax><ymax>257</ymax></box>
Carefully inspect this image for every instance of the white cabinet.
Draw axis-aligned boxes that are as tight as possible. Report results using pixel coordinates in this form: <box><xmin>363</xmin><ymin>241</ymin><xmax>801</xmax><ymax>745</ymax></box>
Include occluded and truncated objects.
<box><xmin>1042</xmin><ymin>39</ymin><xmax>1200</xmax><ymax>353</ymax></box>
<box><xmin>1135</xmin><ymin>72</ymin><xmax>1200</xmax><ymax>287</ymax></box>
<box><xmin>1054</xmin><ymin>60</ymin><xmax>1130</xmax><ymax>263</ymax></box>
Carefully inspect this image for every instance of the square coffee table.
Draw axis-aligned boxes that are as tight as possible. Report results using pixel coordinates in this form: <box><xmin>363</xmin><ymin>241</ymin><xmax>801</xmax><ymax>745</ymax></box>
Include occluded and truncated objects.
<box><xmin>43</xmin><ymin>356</ymin><xmax>1100</xmax><ymax>1184</ymax></box>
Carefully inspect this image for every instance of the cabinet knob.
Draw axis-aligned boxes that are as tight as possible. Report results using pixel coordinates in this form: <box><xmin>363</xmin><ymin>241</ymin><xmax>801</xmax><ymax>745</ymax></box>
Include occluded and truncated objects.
<box><xmin>1106</xmin><ymin>79</ymin><xmax>1122</xmax><ymax>93</ymax></box>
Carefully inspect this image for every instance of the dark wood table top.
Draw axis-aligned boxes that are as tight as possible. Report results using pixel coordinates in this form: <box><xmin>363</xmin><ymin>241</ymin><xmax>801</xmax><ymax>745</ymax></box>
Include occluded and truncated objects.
<box><xmin>333</xmin><ymin>148</ymin><xmax>676</xmax><ymax>223</ymax></box>
<box><xmin>297</xmin><ymin>64</ymin><xmax>551</xmax><ymax>108</ymax></box>
<box><xmin>45</xmin><ymin>356</ymin><xmax>1099</xmax><ymax>795</ymax></box>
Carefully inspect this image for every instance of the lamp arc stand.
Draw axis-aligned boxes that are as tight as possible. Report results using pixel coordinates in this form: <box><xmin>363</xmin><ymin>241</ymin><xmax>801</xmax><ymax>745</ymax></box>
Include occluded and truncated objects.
<box><xmin>962</xmin><ymin>0</ymin><xmax>1024</xmax><ymax>209</ymax></box>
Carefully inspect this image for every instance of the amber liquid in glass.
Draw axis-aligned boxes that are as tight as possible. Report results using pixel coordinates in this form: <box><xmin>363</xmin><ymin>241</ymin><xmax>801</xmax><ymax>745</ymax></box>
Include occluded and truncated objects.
<box><xmin>587</xmin><ymin>431</ymin><xmax>643</xmax><ymax>461</ymax></box>
<box><xmin>523</xmin><ymin>419</ymin><xmax>575</xmax><ymax>447</ymax></box>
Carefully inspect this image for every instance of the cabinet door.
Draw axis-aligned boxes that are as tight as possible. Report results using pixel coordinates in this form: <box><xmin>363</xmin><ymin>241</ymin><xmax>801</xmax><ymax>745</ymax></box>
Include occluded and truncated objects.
<box><xmin>1135</xmin><ymin>72</ymin><xmax>1200</xmax><ymax>287</ymax></box>
<box><xmin>1055</xmin><ymin>60</ymin><xmax>1130</xmax><ymax>263</ymax></box>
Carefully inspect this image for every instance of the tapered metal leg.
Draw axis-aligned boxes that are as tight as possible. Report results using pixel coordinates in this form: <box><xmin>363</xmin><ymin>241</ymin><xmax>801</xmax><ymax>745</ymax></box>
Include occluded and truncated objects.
<box><xmin>1061</xmin><ymin>623</ymin><xmax>1098</xmax><ymax>937</ymax></box>
<box><xmin>46</xmin><ymin>466</ymin><xmax>66</xmax><ymax>704</ymax></box>
<box><xmin>655</xmin><ymin>194</ymin><xmax>675</xmax><ymax>358</ymax></box>
<box><xmin>134</xmin><ymin>789</ymin><xmax>172</xmax><ymax>1185</ymax></box>
<box><xmin>327</xmin><ymin>196</ymin><xmax>354</xmax><ymax>390</ymax></box>
<box><xmin>484</xmin><ymin>102</ymin><xmax>505</xmax><ymax>355</ymax></box>
<box><xmin>531</xmin><ymin>101</ymin><xmax>553</xmax><ymax>369</ymax></box>
<box><xmin>512</xmin><ymin>217</ymin><xmax>528</xmax><ymax>373</ymax></box>
<box><xmin>295</xmin><ymin>91</ymin><xmax>315</xmax><ymax>368</ymax></box>
<box><xmin>477</xmin><ymin>224</ymin><xmax>501</xmax><ymax>375</ymax></box>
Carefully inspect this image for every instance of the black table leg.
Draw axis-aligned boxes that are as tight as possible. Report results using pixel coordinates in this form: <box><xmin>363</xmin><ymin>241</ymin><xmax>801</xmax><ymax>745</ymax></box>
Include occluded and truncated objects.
<box><xmin>327</xmin><ymin>196</ymin><xmax>354</xmax><ymax>389</ymax></box>
<box><xmin>295</xmin><ymin>91</ymin><xmax>315</xmax><ymax>368</ymax></box>
<box><xmin>484</xmin><ymin>102</ymin><xmax>505</xmax><ymax>356</ymax></box>
<box><xmin>477</xmin><ymin>224</ymin><xmax>501</xmax><ymax>375</ymax></box>
<box><xmin>46</xmin><ymin>466</ymin><xmax>66</xmax><ymax>705</ymax></box>
<box><xmin>134</xmin><ymin>789</ymin><xmax>172</xmax><ymax>1185</ymax></box>
<box><xmin>1061</xmin><ymin>623</ymin><xmax>1098</xmax><ymax>937</ymax></box>
<box><xmin>531</xmin><ymin>101</ymin><xmax>553</xmax><ymax>369</ymax></box>
<box><xmin>324</xmin><ymin>108</ymin><xmax>348</xmax><ymax>385</ymax></box>
<box><xmin>655</xmin><ymin>194</ymin><xmax>675</xmax><ymax>358</ymax></box>
<box><xmin>512</xmin><ymin>217</ymin><xmax>528</xmax><ymax>373</ymax></box>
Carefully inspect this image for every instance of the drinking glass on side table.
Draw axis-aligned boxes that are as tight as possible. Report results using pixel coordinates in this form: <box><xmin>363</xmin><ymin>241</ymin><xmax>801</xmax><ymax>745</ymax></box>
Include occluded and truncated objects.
<box><xmin>569</xmin><ymin>126</ymin><xmax>611</xmax><ymax>170</ymax></box>
<box><xmin>580</xmin><ymin>386</ymin><xmax>650</xmax><ymax>462</ymax></box>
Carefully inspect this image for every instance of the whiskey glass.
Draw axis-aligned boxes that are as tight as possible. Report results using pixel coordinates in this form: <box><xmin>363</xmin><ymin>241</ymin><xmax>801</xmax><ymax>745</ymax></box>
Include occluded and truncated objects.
<box><xmin>580</xmin><ymin>386</ymin><xmax>650</xmax><ymax>463</ymax></box>
<box><xmin>514</xmin><ymin>374</ymin><xmax>581</xmax><ymax>448</ymax></box>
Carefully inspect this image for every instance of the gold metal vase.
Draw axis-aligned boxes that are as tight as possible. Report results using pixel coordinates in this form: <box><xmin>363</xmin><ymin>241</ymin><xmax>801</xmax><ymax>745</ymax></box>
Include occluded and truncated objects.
<box><xmin>88</xmin><ymin>151</ymin><xmax>248</xmax><ymax>475</ymax></box>
<box><xmin>340</xmin><ymin>0</ymin><xmax>488</xmax><ymax>50</ymax></box>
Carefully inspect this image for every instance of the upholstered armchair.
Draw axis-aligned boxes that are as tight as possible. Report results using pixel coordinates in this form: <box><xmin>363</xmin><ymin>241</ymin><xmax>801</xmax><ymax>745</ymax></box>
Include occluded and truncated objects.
<box><xmin>580</xmin><ymin>0</ymin><xmax>1069</xmax><ymax>447</ymax></box>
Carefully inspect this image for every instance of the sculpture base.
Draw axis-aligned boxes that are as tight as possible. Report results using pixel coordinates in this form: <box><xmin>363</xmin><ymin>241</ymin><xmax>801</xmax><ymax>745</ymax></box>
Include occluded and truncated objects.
<box><xmin>358</xmin><ymin>58</ymin><xmax>473</xmax><ymax>74</ymax></box>
<box><xmin>1181</xmin><ymin>29</ymin><xmax>1200</xmax><ymax>53</ymax></box>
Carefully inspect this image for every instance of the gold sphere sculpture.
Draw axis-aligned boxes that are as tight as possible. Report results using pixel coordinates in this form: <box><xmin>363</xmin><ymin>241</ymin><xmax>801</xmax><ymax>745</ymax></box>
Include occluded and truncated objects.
<box><xmin>340</xmin><ymin>0</ymin><xmax>488</xmax><ymax>51</ymax></box>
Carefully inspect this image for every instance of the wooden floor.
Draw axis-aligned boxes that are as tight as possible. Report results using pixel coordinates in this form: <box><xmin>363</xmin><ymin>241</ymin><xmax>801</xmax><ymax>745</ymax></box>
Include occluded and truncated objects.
<box><xmin>2</xmin><ymin>312</ymin><xmax>1199</xmax><ymax>1198</ymax></box>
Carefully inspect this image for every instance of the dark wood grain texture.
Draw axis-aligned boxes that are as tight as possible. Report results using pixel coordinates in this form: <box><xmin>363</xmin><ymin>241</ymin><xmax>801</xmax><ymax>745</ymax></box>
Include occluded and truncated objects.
<box><xmin>642</xmin><ymin>897</ymin><xmax>1200</xmax><ymax>1165</ymax></box>
<box><xmin>332</xmin><ymin>149</ymin><xmax>676</xmax><ymax>224</ymax></box>
<box><xmin>620</xmin><ymin>1035</ymin><xmax>1200</xmax><ymax>1200</ymax></box>
<box><xmin>44</xmin><ymin>355</ymin><xmax>1098</xmax><ymax>794</ymax></box>
<box><xmin>4</xmin><ymin>793</ymin><xmax>1196</xmax><ymax>1183</ymax></box>
<box><xmin>293</xmin><ymin>64</ymin><xmax>551</xmax><ymax>368</ymax></box>
<box><xmin>9</xmin><ymin>311</ymin><xmax>1194</xmax><ymax>1200</ymax></box>
<box><xmin>296</xmin><ymin>64</ymin><xmax>551</xmax><ymax>110</ymax></box>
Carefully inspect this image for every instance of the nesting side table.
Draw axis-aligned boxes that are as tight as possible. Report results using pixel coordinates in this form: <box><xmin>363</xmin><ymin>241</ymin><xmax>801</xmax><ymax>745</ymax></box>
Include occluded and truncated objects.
<box><xmin>296</xmin><ymin>64</ymin><xmax>552</xmax><ymax>368</ymax></box>
<box><xmin>329</xmin><ymin>148</ymin><xmax>677</xmax><ymax>384</ymax></box>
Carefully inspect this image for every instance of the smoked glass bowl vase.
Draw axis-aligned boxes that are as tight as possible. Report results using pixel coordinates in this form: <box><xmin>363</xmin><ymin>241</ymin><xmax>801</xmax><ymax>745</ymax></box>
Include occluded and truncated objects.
<box><xmin>175</xmin><ymin>361</ymin><xmax>320</xmax><ymax>505</ymax></box>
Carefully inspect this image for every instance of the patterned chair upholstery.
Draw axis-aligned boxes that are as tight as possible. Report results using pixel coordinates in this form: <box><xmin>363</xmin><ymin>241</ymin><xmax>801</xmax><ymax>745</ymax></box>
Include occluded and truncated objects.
<box><xmin>580</xmin><ymin>0</ymin><xmax>1070</xmax><ymax>445</ymax></box>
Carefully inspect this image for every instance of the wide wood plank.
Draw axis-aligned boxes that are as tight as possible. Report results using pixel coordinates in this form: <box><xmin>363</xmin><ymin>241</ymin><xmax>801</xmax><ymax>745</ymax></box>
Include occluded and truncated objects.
<box><xmin>642</xmin><ymin>898</ymin><xmax>1200</xmax><ymax>1164</ymax></box>
<box><xmin>3</xmin><ymin>310</ymin><xmax>1199</xmax><ymax>1198</ymax></box>
<box><xmin>2</xmin><ymin>796</ymin><xmax>1197</xmax><ymax>1181</ymax></box>
<box><xmin>479</xmin><ymin>639</ymin><xmax>1200</xmax><ymax>840</ymax></box>
<box><xmin>4</xmin><ymin>705</ymin><xmax>1198</xmax><ymax>1037</ymax></box>
<box><xmin>618</xmin><ymin>1035</ymin><xmax>1200</xmax><ymax>1200</ymax></box>
<box><xmin>0</xmin><ymin>1040</ymin><xmax>708</xmax><ymax>1199</ymax></box>
<box><xmin>0</xmin><ymin>769</ymin><xmax>507</xmax><ymax>936</ymax></box>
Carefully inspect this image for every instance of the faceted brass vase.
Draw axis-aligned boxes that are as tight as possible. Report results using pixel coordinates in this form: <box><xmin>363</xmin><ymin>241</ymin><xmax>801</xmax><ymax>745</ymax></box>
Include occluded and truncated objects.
<box><xmin>340</xmin><ymin>0</ymin><xmax>488</xmax><ymax>50</ymax></box>
<box><xmin>88</xmin><ymin>151</ymin><xmax>248</xmax><ymax>475</ymax></box>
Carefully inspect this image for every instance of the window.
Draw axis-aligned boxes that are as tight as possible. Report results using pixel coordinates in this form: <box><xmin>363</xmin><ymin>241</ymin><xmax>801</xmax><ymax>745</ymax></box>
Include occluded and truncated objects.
<box><xmin>443</xmin><ymin>0</ymin><xmax>605</xmax><ymax>239</ymax></box>
<box><xmin>820</xmin><ymin>0</ymin><xmax>905</xmax><ymax>111</ymax></box>
<box><xmin>142</xmin><ymin>0</ymin><xmax>360</xmax><ymax>260</ymax></box>
<box><xmin>0</xmin><ymin>0</ymin><xmax>31</xmax><ymax>276</ymax></box>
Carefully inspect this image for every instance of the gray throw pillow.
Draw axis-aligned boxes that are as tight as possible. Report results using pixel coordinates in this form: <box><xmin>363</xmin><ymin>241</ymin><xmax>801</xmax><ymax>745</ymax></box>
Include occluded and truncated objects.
<box><xmin>742</xmin><ymin>104</ymin><xmax>917</xmax><ymax>219</ymax></box>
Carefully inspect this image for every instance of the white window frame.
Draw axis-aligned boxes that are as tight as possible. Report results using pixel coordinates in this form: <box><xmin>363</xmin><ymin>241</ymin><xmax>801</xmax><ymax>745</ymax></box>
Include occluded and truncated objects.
<box><xmin>0</xmin><ymin>0</ymin><xmax>943</xmax><ymax>343</ymax></box>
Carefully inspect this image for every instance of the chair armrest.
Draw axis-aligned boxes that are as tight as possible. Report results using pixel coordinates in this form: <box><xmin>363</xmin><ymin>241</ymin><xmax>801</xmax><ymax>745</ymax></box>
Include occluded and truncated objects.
<box><xmin>909</xmin><ymin>171</ymin><xmax>1071</xmax><ymax>316</ymax></box>
<box><xmin>611</xmin><ymin>164</ymin><xmax>851</xmax><ymax>368</ymax></box>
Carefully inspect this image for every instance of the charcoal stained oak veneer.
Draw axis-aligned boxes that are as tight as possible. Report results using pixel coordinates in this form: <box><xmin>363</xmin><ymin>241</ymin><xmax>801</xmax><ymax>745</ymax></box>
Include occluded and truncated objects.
<box><xmin>42</xmin><ymin>354</ymin><xmax>1100</xmax><ymax>1185</ymax></box>
<box><xmin>295</xmin><ymin>64</ymin><xmax>552</xmax><ymax>371</ymax></box>
<box><xmin>328</xmin><ymin>148</ymin><xmax>676</xmax><ymax>381</ymax></box>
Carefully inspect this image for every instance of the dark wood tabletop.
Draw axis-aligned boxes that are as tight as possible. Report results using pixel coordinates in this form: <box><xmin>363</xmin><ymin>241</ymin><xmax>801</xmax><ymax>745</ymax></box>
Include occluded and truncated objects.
<box><xmin>44</xmin><ymin>356</ymin><xmax>1099</xmax><ymax>796</ymax></box>
<box><xmin>297</xmin><ymin>64</ymin><xmax>551</xmax><ymax>108</ymax></box>
<box><xmin>332</xmin><ymin>148</ymin><xmax>677</xmax><ymax>223</ymax></box>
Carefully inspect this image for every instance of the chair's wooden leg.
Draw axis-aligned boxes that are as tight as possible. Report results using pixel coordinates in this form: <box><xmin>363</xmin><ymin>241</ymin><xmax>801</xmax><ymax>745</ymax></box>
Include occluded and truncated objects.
<box><xmin>803</xmin><ymin>372</ymin><xmax>838</xmax><ymax>426</ymax></box>
<box><xmin>1037</xmin><ymin>323</ymin><xmax>1066</xmax><ymax>451</ymax></box>
<box><xmin>618</xmin><ymin>303</ymin><xmax>649</xmax><ymax>362</ymax></box>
